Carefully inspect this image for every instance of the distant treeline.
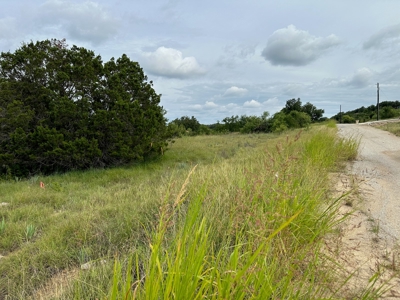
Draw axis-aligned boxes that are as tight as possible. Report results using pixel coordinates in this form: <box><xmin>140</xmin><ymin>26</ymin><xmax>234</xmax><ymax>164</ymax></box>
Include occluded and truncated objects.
<box><xmin>168</xmin><ymin>98</ymin><xmax>326</xmax><ymax>136</ymax></box>
<box><xmin>331</xmin><ymin>101</ymin><xmax>400</xmax><ymax>123</ymax></box>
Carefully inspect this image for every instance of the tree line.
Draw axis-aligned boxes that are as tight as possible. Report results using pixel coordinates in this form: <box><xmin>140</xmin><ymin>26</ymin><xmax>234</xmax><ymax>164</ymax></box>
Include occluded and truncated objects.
<box><xmin>169</xmin><ymin>98</ymin><xmax>325</xmax><ymax>136</ymax></box>
<box><xmin>332</xmin><ymin>101</ymin><xmax>400</xmax><ymax>123</ymax></box>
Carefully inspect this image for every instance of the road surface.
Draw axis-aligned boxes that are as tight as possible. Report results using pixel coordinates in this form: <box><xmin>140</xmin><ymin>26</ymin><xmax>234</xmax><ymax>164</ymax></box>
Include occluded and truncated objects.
<box><xmin>337</xmin><ymin>123</ymin><xmax>400</xmax><ymax>240</ymax></box>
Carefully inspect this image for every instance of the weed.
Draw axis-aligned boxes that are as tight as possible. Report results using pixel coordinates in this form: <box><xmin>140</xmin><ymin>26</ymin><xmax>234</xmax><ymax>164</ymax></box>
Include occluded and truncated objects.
<box><xmin>0</xmin><ymin>217</ymin><xmax>5</xmax><ymax>234</ymax></box>
<box><xmin>371</xmin><ymin>220</ymin><xmax>380</xmax><ymax>235</ymax></box>
<box><xmin>25</xmin><ymin>224</ymin><xmax>36</xmax><ymax>242</ymax></box>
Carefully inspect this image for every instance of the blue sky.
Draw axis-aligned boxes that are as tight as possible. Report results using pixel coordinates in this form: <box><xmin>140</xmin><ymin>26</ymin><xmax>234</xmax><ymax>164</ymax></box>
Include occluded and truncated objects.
<box><xmin>1</xmin><ymin>0</ymin><xmax>400</xmax><ymax>123</ymax></box>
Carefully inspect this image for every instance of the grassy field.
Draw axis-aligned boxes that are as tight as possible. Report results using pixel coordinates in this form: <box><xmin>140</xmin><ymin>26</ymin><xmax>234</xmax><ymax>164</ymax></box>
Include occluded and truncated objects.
<box><xmin>375</xmin><ymin>121</ymin><xmax>400</xmax><ymax>136</ymax></box>
<box><xmin>0</xmin><ymin>123</ymin><xmax>381</xmax><ymax>299</ymax></box>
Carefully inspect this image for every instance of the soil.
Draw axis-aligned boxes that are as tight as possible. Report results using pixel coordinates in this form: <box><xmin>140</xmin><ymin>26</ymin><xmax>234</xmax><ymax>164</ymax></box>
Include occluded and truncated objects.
<box><xmin>331</xmin><ymin>122</ymin><xmax>400</xmax><ymax>298</ymax></box>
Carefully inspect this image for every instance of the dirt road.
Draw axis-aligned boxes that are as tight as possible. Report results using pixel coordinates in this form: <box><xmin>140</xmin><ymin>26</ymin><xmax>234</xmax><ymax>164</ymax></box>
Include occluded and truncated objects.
<box><xmin>334</xmin><ymin>123</ymin><xmax>400</xmax><ymax>298</ymax></box>
<box><xmin>337</xmin><ymin>123</ymin><xmax>400</xmax><ymax>240</ymax></box>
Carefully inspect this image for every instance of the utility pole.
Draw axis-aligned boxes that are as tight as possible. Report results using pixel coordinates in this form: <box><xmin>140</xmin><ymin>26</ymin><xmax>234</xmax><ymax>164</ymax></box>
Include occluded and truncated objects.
<box><xmin>340</xmin><ymin>105</ymin><xmax>342</xmax><ymax>123</ymax></box>
<box><xmin>377</xmin><ymin>83</ymin><xmax>380</xmax><ymax>121</ymax></box>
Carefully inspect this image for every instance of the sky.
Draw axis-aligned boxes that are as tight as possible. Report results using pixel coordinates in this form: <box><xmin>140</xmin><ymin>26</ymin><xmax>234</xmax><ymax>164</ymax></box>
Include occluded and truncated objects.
<box><xmin>1</xmin><ymin>0</ymin><xmax>400</xmax><ymax>124</ymax></box>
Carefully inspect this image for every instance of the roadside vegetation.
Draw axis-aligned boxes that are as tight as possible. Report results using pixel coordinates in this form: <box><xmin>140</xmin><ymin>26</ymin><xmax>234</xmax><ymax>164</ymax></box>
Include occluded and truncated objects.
<box><xmin>375</xmin><ymin>121</ymin><xmax>400</xmax><ymax>137</ymax></box>
<box><xmin>1</xmin><ymin>122</ymin><xmax>385</xmax><ymax>299</ymax></box>
<box><xmin>331</xmin><ymin>101</ymin><xmax>400</xmax><ymax>124</ymax></box>
<box><xmin>169</xmin><ymin>98</ymin><xmax>326</xmax><ymax>137</ymax></box>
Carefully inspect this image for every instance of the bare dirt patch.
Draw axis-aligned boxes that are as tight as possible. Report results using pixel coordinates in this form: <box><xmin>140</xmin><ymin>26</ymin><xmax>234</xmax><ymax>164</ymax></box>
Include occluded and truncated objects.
<box><xmin>30</xmin><ymin>268</ymin><xmax>79</xmax><ymax>300</ymax></box>
<box><xmin>328</xmin><ymin>171</ymin><xmax>400</xmax><ymax>299</ymax></box>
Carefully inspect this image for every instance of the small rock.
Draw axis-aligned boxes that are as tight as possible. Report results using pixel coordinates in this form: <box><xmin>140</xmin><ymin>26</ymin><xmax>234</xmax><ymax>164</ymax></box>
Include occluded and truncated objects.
<box><xmin>80</xmin><ymin>262</ymin><xmax>93</xmax><ymax>270</ymax></box>
<box><xmin>0</xmin><ymin>202</ymin><xmax>9</xmax><ymax>207</ymax></box>
<box><xmin>80</xmin><ymin>260</ymin><xmax>107</xmax><ymax>270</ymax></box>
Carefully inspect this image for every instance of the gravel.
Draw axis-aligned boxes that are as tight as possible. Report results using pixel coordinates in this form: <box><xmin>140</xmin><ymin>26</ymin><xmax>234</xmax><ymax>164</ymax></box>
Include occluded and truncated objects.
<box><xmin>337</xmin><ymin>123</ymin><xmax>400</xmax><ymax>240</ymax></box>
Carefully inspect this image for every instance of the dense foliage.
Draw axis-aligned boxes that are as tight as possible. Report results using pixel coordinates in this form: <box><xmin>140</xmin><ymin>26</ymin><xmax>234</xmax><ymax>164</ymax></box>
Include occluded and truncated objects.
<box><xmin>0</xmin><ymin>39</ymin><xmax>168</xmax><ymax>178</ymax></box>
<box><xmin>168</xmin><ymin>115</ymin><xmax>211</xmax><ymax>136</ymax></box>
<box><xmin>331</xmin><ymin>101</ymin><xmax>400</xmax><ymax>123</ymax></box>
<box><xmin>177</xmin><ymin>98</ymin><xmax>325</xmax><ymax>135</ymax></box>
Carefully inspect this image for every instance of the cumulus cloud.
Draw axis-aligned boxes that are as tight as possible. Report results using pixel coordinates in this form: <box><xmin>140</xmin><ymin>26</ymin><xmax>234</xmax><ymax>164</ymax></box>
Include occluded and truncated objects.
<box><xmin>320</xmin><ymin>68</ymin><xmax>374</xmax><ymax>89</ymax></box>
<box><xmin>263</xmin><ymin>97</ymin><xmax>279</xmax><ymax>105</ymax></box>
<box><xmin>204</xmin><ymin>101</ymin><xmax>218</xmax><ymax>109</ymax></box>
<box><xmin>223</xmin><ymin>86</ymin><xmax>248</xmax><ymax>96</ymax></box>
<box><xmin>363</xmin><ymin>23</ymin><xmax>400</xmax><ymax>50</ymax></box>
<box><xmin>262</xmin><ymin>25</ymin><xmax>341</xmax><ymax>66</ymax></box>
<box><xmin>190</xmin><ymin>101</ymin><xmax>219</xmax><ymax>111</ymax></box>
<box><xmin>37</xmin><ymin>0</ymin><xmax>118</xmax><ymax>45</ymax></box>
<box><xmin>142</xmin><ymin>47</ymin><xmax>205</xmax><ymax>78</ymax></box>
<box><xmin>347</xmin><ymin>67</ymin><xmax>374</xmax><ymax>88</ymax></box>
<box><xmin>243</xmin><ymin>100</ymin><xmax>262</xmax><ymax>108</ymax></box>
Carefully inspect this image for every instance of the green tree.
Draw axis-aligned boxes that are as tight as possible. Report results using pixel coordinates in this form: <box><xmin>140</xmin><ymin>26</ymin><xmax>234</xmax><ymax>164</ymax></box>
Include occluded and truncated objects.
<box><xmin>222</xmin><ymin>115</ymin><xmax>245</xmax><ymax>132</ymax></box>
<box><xmin>380</xmin><ymin>106</ymin><xmax>396</xmax><ymax>119</ymax></box>
<box><xmin>240</xmin><ymin>116</ymin><xmax>262</xmax><ymax>133</ymax></box>
<box><xmin>171</xmin><ymin>116</ymin><xmax>201</xmax><ymax>134</ymax></box>
<box><xmin>301</xmin><ymin>102</ymin><xmax>324</xmax><ymax>122</ymax></box>
<box><xmin>283</xmin><ymin>98</ymin><xmax>302</xmax><ymax>113</ymax></box>
<box><xmin>270</xmin><ymin>111</ymin><xmax>310</xmax><ymax>132</ymax></box>
<box><xmin>0</xmin><ymin>39</ymin><xmax>168</xmax><ymax>177</ymax></box>
<box><xmin>282</xmin><ymin>98</ymin><xmax>324</xmax><ymax>122</ymax></box>
<box><xmin>342</xmin><ymin>115</ymin><xmax>355</xmax><ymax>123</ymax></box>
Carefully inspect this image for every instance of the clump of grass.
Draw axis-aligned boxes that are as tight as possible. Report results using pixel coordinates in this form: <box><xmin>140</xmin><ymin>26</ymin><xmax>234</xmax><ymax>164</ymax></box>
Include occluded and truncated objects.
<box><xmin>0</xmin><ymin>217</ymin><xmax>5</xmax><ymax>234</ymax></box>
<box><xmin>325</xmin><ymin>119</ymin><xmax>338</xmax><ymax>128</ymax></box>
<box><xmin>25</xmin><ymin>224</ymin><xmax>36</xmax><ymax>242</ymax></box>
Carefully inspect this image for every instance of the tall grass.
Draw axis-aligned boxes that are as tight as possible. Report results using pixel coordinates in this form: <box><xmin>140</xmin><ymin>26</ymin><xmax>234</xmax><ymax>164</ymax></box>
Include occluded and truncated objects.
<box><xmin>0</xmin><ymin>125</ymin><xmax>376</xmax><ymax>299</ymax></box>
<box><xmin>102</xmin><ymin>127</ymin><xmax>369</xmax><ymax>299</ymax></box>
<box><xmin>375</xmin><ymin>121</ymin><xmax>400</xmax><ymax>137</ymax></box>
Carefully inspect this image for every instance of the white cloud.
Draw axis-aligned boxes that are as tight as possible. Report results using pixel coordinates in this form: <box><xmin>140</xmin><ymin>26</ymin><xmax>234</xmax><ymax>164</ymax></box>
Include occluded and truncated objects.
<box><xmin>262</xmin><ymin>25</ymin><xmax>341</xmax><ymax>66</ymax></box>
<box><xmin>37</xmin><ymin>0</ymin><xmax>118</xmax><ymax>45</ymax></box>
<box><xmin>190</xmin><ymin>101</ymin><xmax>219</xmax><ymax>111</ymax></box>
<box><xmin>223</xmin><ymin>86</ymin><xmax>248</xmax><ymax>96</ymax></box>
<box><xmin>191</xmin><ymin>104</ymin><xmax>203</xmax><ymax>111</ymax></box>
<box><xmin>263</xmin><ymin>97</ymin><xmax>283</xmax><ymax>114</ymax></box>
<box><xmin>347</xmin><ymin>67</ymin><xmax>374</xmax><ymax>88</ymax></box>
<box><xmin>263</xmin><ymin>97</ymin><xmax>279</xmax><ymax>105</ymax></box>
<box><xmin>143</xmin><ymin>47</ymin><xmax>205</xmax><ymax>78</ymax></box>
<box><xmin>204</xmin><ymin>101</ymin><xmax>218</xmax><ymax>109</ymax></box>
<box><xmin>243</xmin><ymin>99</ymin><xmax>262</xmax><ymax>108</ymax></box>
<box><xmin>319</xmin><ymin>67</ymin><xmax>374</xmax><ymax>89</ymax></box>
<box><xmin>226</xmin><ymin>103</ymin><xmax>238</xmax><ymax>108</ymax></box>
<box><xmin>363</xmin><ymin>23</ymin><xmax>400</xmax><ymax>50</ymax></box>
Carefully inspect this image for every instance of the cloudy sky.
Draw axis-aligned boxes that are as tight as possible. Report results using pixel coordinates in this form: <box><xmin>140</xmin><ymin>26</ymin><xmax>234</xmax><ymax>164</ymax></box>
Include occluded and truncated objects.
<box><xmin>1</xmin><ymin>0</ymin><xmax>400</xmax><ymax>124</ymax></box>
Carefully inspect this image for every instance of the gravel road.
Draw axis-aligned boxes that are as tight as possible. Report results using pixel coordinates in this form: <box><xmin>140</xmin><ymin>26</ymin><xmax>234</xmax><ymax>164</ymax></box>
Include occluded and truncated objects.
<box><xmin>337</xmin><ymin>123</ymin><xmax>400</xmax><ymax>240</ymax></box>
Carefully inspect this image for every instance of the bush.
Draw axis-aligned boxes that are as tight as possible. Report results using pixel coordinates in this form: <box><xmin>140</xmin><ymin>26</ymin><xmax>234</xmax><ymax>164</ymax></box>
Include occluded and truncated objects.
<box><xmin>380</xmin><ymin>106</ymin><xmax>397</xmax><ymax>119</ymax></box>
<box><xmin>0</xmin><ymin>39</ymin><xmax>168</xmax><ymax>178</ymax></box>
<box><xmin>342</xmin><ymin>115</ymin><xmax>355</xmax><ymax>123</ymax></box>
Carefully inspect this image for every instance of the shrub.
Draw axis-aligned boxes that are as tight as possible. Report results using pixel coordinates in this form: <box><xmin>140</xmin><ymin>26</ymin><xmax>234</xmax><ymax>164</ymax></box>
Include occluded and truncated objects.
<box><xmin>0</xmin><ymin>39</ymin><xmax>168</xmax><ymax>177</ymax></box>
